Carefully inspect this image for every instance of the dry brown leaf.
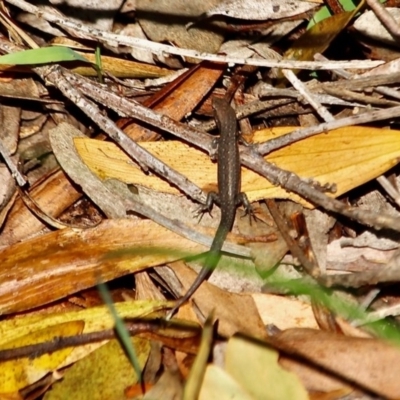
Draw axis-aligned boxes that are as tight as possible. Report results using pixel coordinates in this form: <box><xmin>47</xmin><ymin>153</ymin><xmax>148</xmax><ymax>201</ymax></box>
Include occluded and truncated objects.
<box><xmin>122</xmin><ymin>62</ymin><xmax>225</xmax><ymax>141</ymax></box>
<box><xmin>280</xmin><ymin>353</ymin><xmax>355</xmax><ymax>396</ymax></box>
<box><xmin>145</xmin><ymin>62</ymin><xmax>225</xmax><ymax>119</ymax></box>
<box><xmin>0</xmin><ymin>218</ymin><xmax>202</xmax><ymax>315</ymax></box>
<box><xmin>0</xmin><ymin>170</ymin><xmax>82</xmax><ymax>247</ymax></box>
<box><xmin>136</xmin><ymin>0</ymin><xmax>224</xmax><ymax>58</ymax></box>
<box><xmin>271</xmin><ymin>328</ymin><xmax>400</xmax><ymax>398</ymax></box>
<box><xmin>169</xmin><ymin>262</ymin><xmax>267</xmax><ymax>338</ymax></box>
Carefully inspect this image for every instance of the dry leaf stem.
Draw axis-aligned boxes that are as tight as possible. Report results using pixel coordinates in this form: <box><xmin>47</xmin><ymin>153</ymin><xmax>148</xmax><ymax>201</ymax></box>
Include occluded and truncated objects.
<box><xmin>254</xmin><ymin>86</ymin><xmax>362</xmax><ymax>107</ymax></box>
<box><xmin>282</xmin><ymin>69</ymin><xmax>335</xmax><ymax>122</ymax></box>
<box><xmin>322</xmin><ymin>86</ymin><xmax>400</xmax><ymax>107</ymax></box>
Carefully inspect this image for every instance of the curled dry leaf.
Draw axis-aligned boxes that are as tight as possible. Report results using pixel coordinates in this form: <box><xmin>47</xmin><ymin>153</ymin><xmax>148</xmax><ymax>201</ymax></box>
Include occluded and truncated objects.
<box><xmin>0</xmin><ymin>170</ymin><xmax>82</xmax><ymax>248</ymax></box>
<box><xmin>45</xmin><ymin>337</ymin><xmax>150</xmax><ymax>400</ymax></box>
<box><xmin>0</xmin><ymin>219</ymin><xmax>202</xmax><ymax>315</ymax></box>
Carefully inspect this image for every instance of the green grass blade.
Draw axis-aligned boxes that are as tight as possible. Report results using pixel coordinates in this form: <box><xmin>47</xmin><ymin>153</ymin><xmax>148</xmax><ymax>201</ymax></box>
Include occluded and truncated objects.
<box><xmin>97</xmin><ymin>280</ymin><xmax>142</xmax><ymax>383</ymax></box>
<box><xmin>0</xmin><ymin>46</ymin><xmax>90</xmax><ymax>65</ymax></box>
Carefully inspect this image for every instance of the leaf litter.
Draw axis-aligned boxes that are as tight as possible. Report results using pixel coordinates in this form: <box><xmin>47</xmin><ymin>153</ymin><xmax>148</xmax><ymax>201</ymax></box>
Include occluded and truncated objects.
<box><xmin>1</xmin><ymin>0</ymin><xmax>400</xmax><ymax>399</ymax></box>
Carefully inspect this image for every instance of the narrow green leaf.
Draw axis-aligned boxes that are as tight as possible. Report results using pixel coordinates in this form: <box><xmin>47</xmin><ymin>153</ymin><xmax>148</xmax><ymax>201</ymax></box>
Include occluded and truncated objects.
<box><xmin>95</xmin><ymin>45</ymin><xmax>103</xmax><ymax>83</ymax></box>
<box><xmin>0</xmin><ymin>46</ymin><xmax>90</xmax><ymax>65</ymax></box>
<box><xmin>97</xmin><ymin>281</ymin><xmax>142</xmax><ymax>384</ymax></box>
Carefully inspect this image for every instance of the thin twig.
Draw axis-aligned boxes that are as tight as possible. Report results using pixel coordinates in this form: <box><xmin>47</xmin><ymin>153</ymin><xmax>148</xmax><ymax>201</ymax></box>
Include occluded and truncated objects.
<box><xmin>0</xmin><ymin>319</ymin><xmax>200</xmax><ymax>361</ymax></box>
<box><xmin>0</xmin><ymin>140</ymin><xmax>26</xmax><ymax>186</ymax></box>
<box><xmin>256</xmin><ymin>105</ymin><xmax>400</xmax><ymax>155</ymax></box>
<box><xmin>282</xmin><ymin>69</ymin><xmax>335</xmax><ymax>122</ymax></box>
<box><xmin>377</xmin><ymin>176</ymin><xmax>400</xmax><ymax>208</ymax></box>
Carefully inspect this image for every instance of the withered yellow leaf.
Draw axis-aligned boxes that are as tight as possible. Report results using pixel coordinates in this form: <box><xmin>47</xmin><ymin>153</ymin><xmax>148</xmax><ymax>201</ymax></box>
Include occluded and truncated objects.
<box><xmin>74</xmin><ymin>126</ymin><xmax>400</xmax><ymax>207</ymax></box>
<box><xmin>0</xmin><ymin>301</ymin><xmax>166</xmax><ymax>348</ymax></box>
<box><xmin>72</xmin><ymin>51</ymin><xmax>172</xmax><ymax>78</ymax></box>
<box><xmin>45</xmin><ymin>337</ymin><xmax>150</xmax><ymax>400</ymax></box>
<box><xmin>0</xmin><ymin>300</ymin><xmax>170</xmax><ymax>379</ymax></box>
<box><xmin>285</xmin><ymin>7</ymin><xmax>360</xmax><ymax>62</ymax></box>
<box><xmin>0</xmin><ymin>321</ymin><xmax>84</xmax><ymax>393</ymax></box>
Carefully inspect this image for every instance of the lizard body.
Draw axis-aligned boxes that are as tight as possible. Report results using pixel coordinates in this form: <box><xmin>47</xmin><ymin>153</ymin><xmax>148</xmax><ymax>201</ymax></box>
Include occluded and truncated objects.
<box><xmin>168</xmin><ymin>97</ymin><xmax>250</xmax><ymax>316</ymax></box>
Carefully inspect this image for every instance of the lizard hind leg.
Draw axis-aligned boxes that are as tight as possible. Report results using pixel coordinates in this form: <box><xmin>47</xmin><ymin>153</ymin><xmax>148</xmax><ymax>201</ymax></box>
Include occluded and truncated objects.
<box><xmin>194</xmin><ymin>191</ymin><xmax>219</xmax><ymax>222</ymax></box>
<box><xmin>238</xmin><ymin>192</ymin><xmax>258</xmax><ymax>225</ymax></box>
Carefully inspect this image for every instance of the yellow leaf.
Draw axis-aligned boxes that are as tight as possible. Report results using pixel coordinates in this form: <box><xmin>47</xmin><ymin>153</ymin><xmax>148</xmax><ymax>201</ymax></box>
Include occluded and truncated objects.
<box><xmin>45</xmin><ymin>337</ymin><xmax>150</xmax><ymax>400</ymax></box>
<box><xmin>72</xmin><ymin>52</ymin><xmax>172</xmax><ymax>79</ymax></box>
<box><xmin>0</xmin><ymin>301</ymin><xmax>166</xmax><ymax>349</ymax></box>
<box><xmin>74</xmin><ymin>126</ymin><xmax>400</xmax><ymax>207</ymax></box>
<box><xmin>0</xmin><ymin>321</ymin><xmax>84</xmax><ymax>393</ymax></box>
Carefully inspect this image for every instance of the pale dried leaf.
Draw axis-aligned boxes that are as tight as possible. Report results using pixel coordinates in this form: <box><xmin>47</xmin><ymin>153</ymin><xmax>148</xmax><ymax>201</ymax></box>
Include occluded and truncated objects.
<box><xmin>205</xmin><ymin>0</ymin><xmax>318</xmax><ymax>21</ymax></box>
<box><xmin>252</xmin><ymin>293</ymin><xmax>318</xmax><ymax>330</ymax></box>
<box><xmin>225</xmin><ymin>336</ymin><xmax>309</xmax><ymax>400</ymax></box>
<box><xmin>354</xmin><ymin>8</ymin><xmax>400</xmax><ymax>47</ymax></box>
